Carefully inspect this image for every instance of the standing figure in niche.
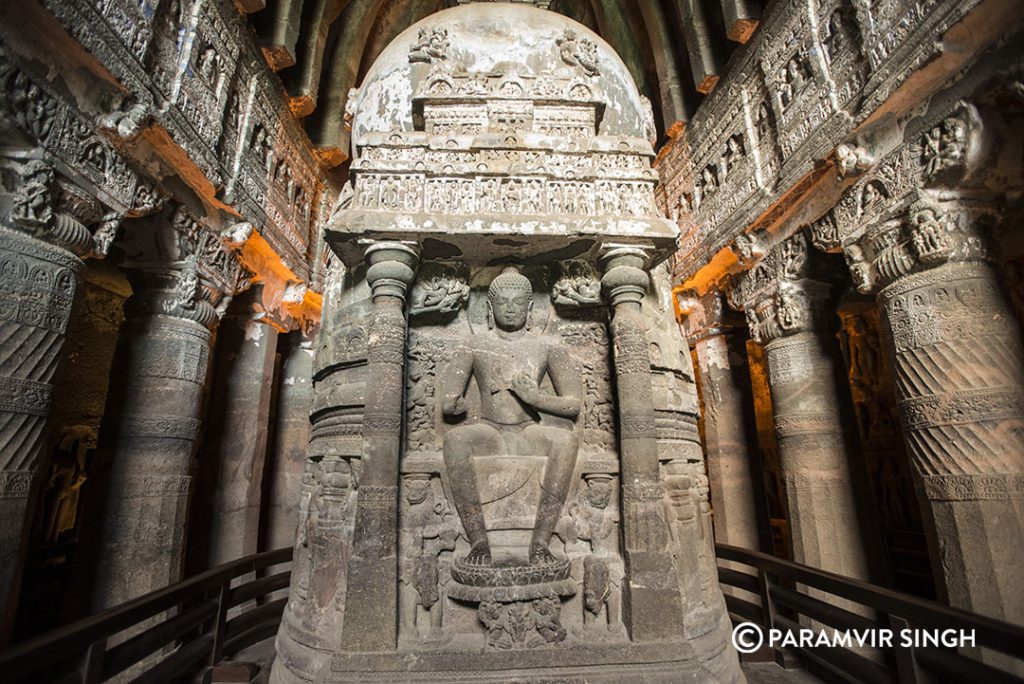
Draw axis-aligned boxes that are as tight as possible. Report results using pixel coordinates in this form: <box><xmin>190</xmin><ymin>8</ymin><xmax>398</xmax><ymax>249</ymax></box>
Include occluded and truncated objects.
<box><xmin>399</xmin><ymin>473</ymin><xmax>459</xmax><ymax>640</ymax></box>
<box><xmin>559</xmin><ymin>473</ymin><xmax>623</xmax><ymax>631</ymax></box>
<box><xmin>441</xmin><ymin>267</ymin><xmax>582</xmax><ymax>566</ymax></box>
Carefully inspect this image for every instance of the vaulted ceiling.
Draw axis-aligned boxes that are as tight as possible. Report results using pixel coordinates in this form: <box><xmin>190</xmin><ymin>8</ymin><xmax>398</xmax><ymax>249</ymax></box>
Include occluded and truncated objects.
<box><xmin>245</xmin><ymin>0</ymin><xmax>761</xmax><ymax>167</ymax></box>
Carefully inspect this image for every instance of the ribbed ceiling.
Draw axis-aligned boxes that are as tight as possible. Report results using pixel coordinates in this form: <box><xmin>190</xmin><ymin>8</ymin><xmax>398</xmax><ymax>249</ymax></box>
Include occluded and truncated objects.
<box><xmin>246</xmin><ymin>0</ymin><xmax>760</xmax><ymax>169</ymax></box>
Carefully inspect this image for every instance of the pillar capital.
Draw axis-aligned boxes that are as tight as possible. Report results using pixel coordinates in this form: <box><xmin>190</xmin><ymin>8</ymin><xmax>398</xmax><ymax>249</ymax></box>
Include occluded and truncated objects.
<box><xmin>123</xmin><ymin>262</ymin><xmax>220</xmax><ymax>330</ymax></box>
<box><xmin>676</xmin><ymin>288</ymin><xmax>746</xmax><ymax>345</ymax></box>
<box><xmin>117</xmin><ymin>204</ymin><xmax>251</xmax><ymax>317</ymax></box>
<box><xmin>363</xmin><ymin>240</ymin><xmax>419</xmax><ymax>302</ymax></box>
<box><xmin>598</xmin><ymin>244</ymin><xmax>653</xmax><ymax>308</ymax></box>
<box><xmin>840</xmin><ymin>195</ymin><xmax>998</xmax><ymax>296</ymax></box>
<box><xmin>727</xmin><ymin>231</ymin><xmax>840</xmax><ymax>344</ymax></box>
<box><xmin>5</xmin><ymin>155</ymin><xmax>93</xmax><ymax>257</ymax></box>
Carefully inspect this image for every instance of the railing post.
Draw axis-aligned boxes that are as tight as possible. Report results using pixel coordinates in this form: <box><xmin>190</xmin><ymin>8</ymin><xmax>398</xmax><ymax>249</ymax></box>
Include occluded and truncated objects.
<box><xmin>890</xmin><ymin>615</ymin><xmax>933</xmax><ymax>684</ymax></box>
<box><xmin>758</xmin><ymin>568</ymin><xmax>776</xmax><ymax>631</ymax></box>
<box><xmin>210</xmin><ymin>582</ymin><xmax>231</xmax><ymax>668</ymax></box>
<box><xmin>79</xmin><ymin>638</ymin><xmax>106</xmax><ymax>684</ymax></box>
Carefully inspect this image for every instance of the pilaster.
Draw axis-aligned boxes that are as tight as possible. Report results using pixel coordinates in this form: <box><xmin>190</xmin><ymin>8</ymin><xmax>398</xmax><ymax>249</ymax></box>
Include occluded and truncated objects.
<box><xmin>265</xmin><ymin>331</ymin><xmax>316</xmax><ymax>553</ymax></box>
<box><xmin>598</xmin><ymin>245</ymin><xmax>686</xmax><ymax>642</ymax></box>
<box><xmin>678</xmin><ymin>289</ymin><xmax>765</xmax><ymax>553</ymax></box>
<box><xmin>200</xmin><ymin>287</ymin><xmax>280</xmax><ymax>567</ymax></box>
<box><xmin>89</xmin><ymin>263</ymin><xmax>218</xmax><ymax>609</ymax></box>
<box><xmin>340</xmin><ymin>241</ymin><xmax>418</xmax><ymax>651</ymax></box>
<box><xmin>825</xmin><ymin>99</ymin><xmax>1024</xmax><ymax>624</ymax></box>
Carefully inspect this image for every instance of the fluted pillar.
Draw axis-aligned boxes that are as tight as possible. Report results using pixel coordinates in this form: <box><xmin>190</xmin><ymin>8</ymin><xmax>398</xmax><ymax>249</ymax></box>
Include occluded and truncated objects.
<box><xmin>681</xmin><ymin>290</ymin><xmax>765</xmax><ymax>552</ymax></box>
<box><xmin>599</xmin><ymin>245</ymin><xmax>686</xmax><ymax>641</ymax></box>
<box><xmin>0</xmin><ymin>158</ymin><xmax>92</xmax><ymax>639</ymax></box>
<box><xmin>265</xmin><ymin>331</ymin><xmax>316</xmax><ymax>553</ymax></box>
<box><xmin>340</xmin><ymin>241</ymin><xmax>418</xmax><ymax>651</ymax></box>
<box><xmin>861</xmin><ymin>198</ymin><xmax>1024</xmax><ymax>623</ymax></box>
<box><xmin>90</xmin><ymin>265</ymin><xmax>218</xmax><ymax>609</ymax></box>
<box><xmin>730</xmin><ymin>233</ymin><xmax>873</xmax><ymax>582</ymax></box>
<box><xmin>202</xmin><ymin>290</ymin><xmax>279</xmax><ymax>566</ymax></box>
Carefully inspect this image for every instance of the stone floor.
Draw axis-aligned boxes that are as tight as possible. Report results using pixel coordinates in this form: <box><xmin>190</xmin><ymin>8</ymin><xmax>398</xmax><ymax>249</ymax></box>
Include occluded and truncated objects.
<box><xmin>741</xmin><ymin>660</ymin><xmax>823</xmax><ymax>683</ymax></box>
<box><xmin>221</xmin><ymin>640</ymin><xmax>824</xmax><ymax>684</ymax></box>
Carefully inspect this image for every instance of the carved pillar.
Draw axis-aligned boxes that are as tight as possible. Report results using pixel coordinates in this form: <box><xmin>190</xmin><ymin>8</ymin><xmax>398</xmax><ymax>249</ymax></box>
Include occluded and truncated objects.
<box><xmin>201</xmin><ymin>289</ymin><xmax>279</xmax><ymax>566</ymax></box>
<box><xmin>265</xmin><ymin>331</ymin><xmax>315</xmax><ymax>552</ymax></box>
<box><xmin>763</xmin><ymin>324</ymin><xmax>872</xmax><ymax>580</ymax></box>
<box><xmin>340</xmin><ymin>241</ymin><xmax>418</xmax><ymax>651</ymax></box>
<box><xmin>680</xmin><ymin>290</ymin><xmax>765</xmax><ymax>552</ymax></box>
<box><xmin>857</xmin><ymin>197</ymin><xmax>1024</xmax><ymax>624</ymax></box>
<box><xmin>730</xmin><ymin>233</ymin><xmax>874</xmax><ymax>582</ymax></box>
<box><xmin>598</xmin><ymin>245</ymin><xmax>685</xmax><ymax>641</ymax></box>
<box><xmin>0</xmin><ymin>158</ymin><xmax>91</xmax><ymax>639</ymax></box>
<box><xmin>90</xmin><ymin>265</ymin><xmax>218</xmax><ymax>609</ymax></box>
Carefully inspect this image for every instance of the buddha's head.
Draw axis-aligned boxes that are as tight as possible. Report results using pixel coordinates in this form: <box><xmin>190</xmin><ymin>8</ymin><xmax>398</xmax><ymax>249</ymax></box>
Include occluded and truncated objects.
<box><xmin>487</xmin><ymin>266</ymin><xmax>533</xmax><ymax>332</ymax></box>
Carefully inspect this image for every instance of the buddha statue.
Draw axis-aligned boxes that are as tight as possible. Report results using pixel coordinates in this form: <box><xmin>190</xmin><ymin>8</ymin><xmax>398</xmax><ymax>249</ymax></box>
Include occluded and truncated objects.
<box><xmin>441</xmin><ymin>266</ymin><xmax>582</xmax><ymax>566</ymax></box>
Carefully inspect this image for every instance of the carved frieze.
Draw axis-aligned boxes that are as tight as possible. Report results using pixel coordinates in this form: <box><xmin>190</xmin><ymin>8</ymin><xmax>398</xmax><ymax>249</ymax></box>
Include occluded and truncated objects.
<box><xmin>18</xmin><ymin>0</ymin><xmax>331</xmax><ymax>287</ymax></box>
<box><xmin>169</xmin><ymin>206</ymin><xmax>248</xmax><ymax>295</ymax></box>
<box><xmin>0</xmin><ymin>53</ymin><xmax>138</xmax><ymax>214</ymax></box>
<box><xmin>660</xmin><ymin>0</ymin><xmax>1002</xmax><ymax>287</ymax></box>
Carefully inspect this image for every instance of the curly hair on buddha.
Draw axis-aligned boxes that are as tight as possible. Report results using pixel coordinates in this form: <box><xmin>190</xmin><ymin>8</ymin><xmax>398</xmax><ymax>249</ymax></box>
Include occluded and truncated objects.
<box><xmin>487</xmin><ymin>266</ymin><xmax>532</xmax><ymax>300</ymax></box>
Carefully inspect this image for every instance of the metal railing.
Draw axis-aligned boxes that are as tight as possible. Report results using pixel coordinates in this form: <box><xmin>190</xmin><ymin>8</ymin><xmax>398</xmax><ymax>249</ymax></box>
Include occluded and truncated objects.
<box><xmin>5</xmin><ymin>543</ymin><xmax>1022</xmax><ymax>683</ymax></box>
<box><xmin>716</xmin><ymin>543</ymin><xmax>1024</xmax><ymax>684</ymax></box>
<box><xmin>0</xmin><ymin>547</ymin><xmax>292</xmax><ymax>683</ymax></box>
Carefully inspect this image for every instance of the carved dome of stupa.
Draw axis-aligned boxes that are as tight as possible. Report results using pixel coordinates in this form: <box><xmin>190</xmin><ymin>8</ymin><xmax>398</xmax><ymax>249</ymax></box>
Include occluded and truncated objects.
<box><xmin>349</xmin><ymin>3</ymin><xmax>654</xmax><ymax>150</ymax></box>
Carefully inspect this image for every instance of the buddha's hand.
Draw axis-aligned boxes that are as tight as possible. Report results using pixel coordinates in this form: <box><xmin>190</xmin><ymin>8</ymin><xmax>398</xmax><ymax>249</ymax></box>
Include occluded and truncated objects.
<box><xmin>511</xmin><ymin>372</ymin><xmax>539</xmax><ymax>405</ymax></box>
<box><xmin>442</xmin><ymin>395</ymin><xmax>467</xmax><ymax>417</ymax></box>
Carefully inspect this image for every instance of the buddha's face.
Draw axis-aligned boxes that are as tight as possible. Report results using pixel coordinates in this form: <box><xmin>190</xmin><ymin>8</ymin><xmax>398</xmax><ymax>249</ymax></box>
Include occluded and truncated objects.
<box><xmin>489</xmin><ymin>290</ymin><xmax>531</xmax><ymax>331</ymax></box>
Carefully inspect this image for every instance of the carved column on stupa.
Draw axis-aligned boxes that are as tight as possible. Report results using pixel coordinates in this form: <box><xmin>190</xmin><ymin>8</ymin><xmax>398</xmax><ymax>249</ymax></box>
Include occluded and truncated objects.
<box><xmin>678</xmin><ymin>289</ymin><xmax>765</xmax><ymax>553</ymax></box>
<box><xmin>818</xmin><ymin>98</ymin><xmax>1024</xmax><ymax>625</ymax></box>
<box><xmin>0</xmin><ymin>154</ymin><xmax>92</xmax><ymax>637</ymax></box>
<box><xmin>729</xmin><ymin>231</ymin><xmax>874</xmax><ymax>583</ymax></box>
<box><xmin>598</xmin><ymin>245</ymin><xmax>687</xmax><ymax>640</ymax></box>
<box><xmin>339</xmin><ymin>241</ymin><xmax>419</xmax><ymax>650</ymax></box>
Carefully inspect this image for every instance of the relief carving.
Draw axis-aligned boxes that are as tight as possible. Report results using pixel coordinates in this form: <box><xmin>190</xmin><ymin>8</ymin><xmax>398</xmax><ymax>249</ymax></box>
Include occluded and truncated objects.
<box><xmin>551</xmin><ymin>260</ymin><xmax>603</xmax><ymax>308</ymax></box>
<box><xmin>409</xmin><ymin>263</ymin><xmax>470</xmax><ymax>318</ymax></box>
<box><xmin>409</xmin><ymin>28</ymin><xmax>450</xmax><ymax>64</ymax></box>
<box><xmin>399</xmin><ymin>473</ymin><xmax>460</xmax><ymax>641</ymax></box>
<box><xmin>441</xmin><ymin>267</ymin><xmax>582</xmax><ymax>567</ymax></box>
<box><xmin>556</xmin><ymin>29</ymin><xmax>599</xmax><ymax>77</ymax></box>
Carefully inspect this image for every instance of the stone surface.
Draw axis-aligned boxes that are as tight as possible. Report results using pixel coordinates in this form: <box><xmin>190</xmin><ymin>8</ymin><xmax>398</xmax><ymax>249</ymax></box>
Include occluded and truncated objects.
<box><xmin>878</xmin><ymin>261</ymin><xmax>1024</xmax><ymax>624</ymax></box>
<box><xmin>0</xmin><ymin>0</ymin><xmax>1019</xmax><ymax>670</ymax></box>
<box><xmin>681</xmin><ymin>291</ymin><xmax>767</xmax><ymax>554</ymax></box>
<box><xmin>272</xmin><ymin>4</ymin><xmax>743</xmax><ymax>683</ymax></box>
<box><xmin>0</xmin><ymin>225</ymin><xmax>83</xmax><ymax>638</ymax></box>
<box><xmin>197</xmin><ymin>291</ymin><xmax>280</xmax><ymax>567</ymax></box>
<box><xmin>728</xmin><ymin>233</ymin><xmax>878</xmax><ymax>585</ymax></box>
<box><xmin>264</xmin><ymin>332</ymin><xmax>316</xmax><ymax>554</ymax></box>
<box><xmin>86</xmin><ymin>265</ymin><xmax>218</xmax><ymax>610</ymax></box>
<box><xmin>0</xmin><ymin>151</ymin><xmax>92</xmax><ymax>640</ymax></box>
